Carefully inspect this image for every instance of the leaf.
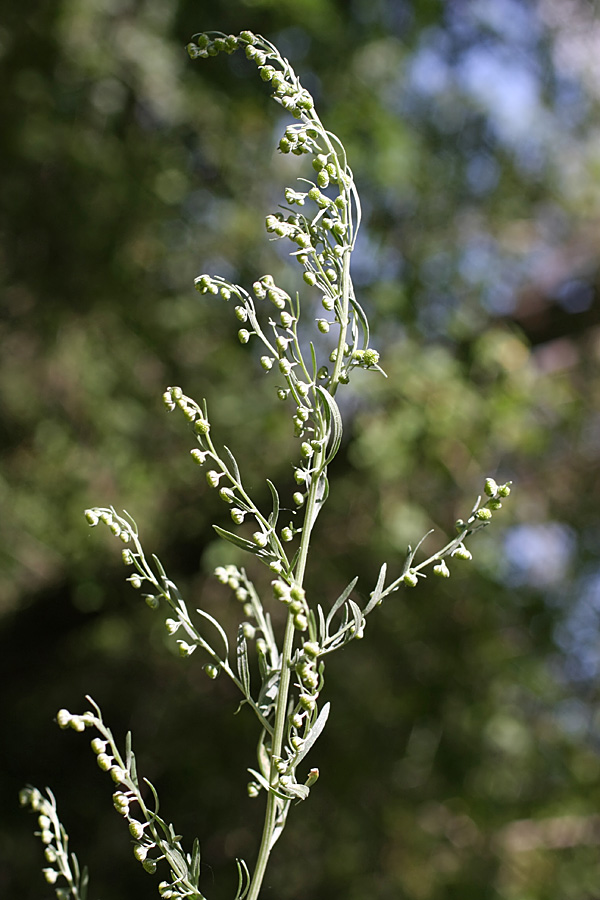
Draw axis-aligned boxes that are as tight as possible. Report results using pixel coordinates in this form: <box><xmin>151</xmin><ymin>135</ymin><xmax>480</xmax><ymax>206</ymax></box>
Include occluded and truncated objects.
<box><xmin>247</xmin><ymin>768</ymin><xmax>291</xmax><ymax>801</ymax></box>
<box><xmin>190</xmin><ymin>837</ymin><xmax>201</xmax><ymax>885</ymax></box>
<box><xmin>315</xmin><ymin>386</ymin><xmax>343</xmax><ymax>467</ymax></box>
<box><xmin>223</xmin><ymin>445</ymin><xmax>241</xmax><ymax>483</ymax></box>
<box><xmin>316</xmin><ymin>603</ymin><xmax>327</xmax><ymax>645</ymax></box>
<box><xmin>326</xmin><ymin>577</ymin><xmax>358</xmax><ymax>632</ymax></box>
<box><xmin>266</xmin><ymin>479</ymin><xmax>279</xmax><ymax>529</ymax></box>
<box><xmin>213</xmin><ymin>524</ymin><xmax>259</xmax><ymax>554</ymax></box>
<box><xmin>234</xmin><ymin>857</ymin><xmax>251</xmax><ymax>900</ymax></box>
<box><xmin>196</xmin><ymin>607</ymin><xmax>230</xmax><ymax>659</ymax></box>
<box><xmin>364</xmin><ymin>562</ymin><xmax>387</xmax><ymax>615</ymax></box>
<box><xmin>236</xmin><ymin>626</ymin><xmax>251</xmax><ymax>698</ymax></box>
<box><xmin>295</xmin><ymin>701</ymin><xmax>330</xmax><ymax>765</ymax></box>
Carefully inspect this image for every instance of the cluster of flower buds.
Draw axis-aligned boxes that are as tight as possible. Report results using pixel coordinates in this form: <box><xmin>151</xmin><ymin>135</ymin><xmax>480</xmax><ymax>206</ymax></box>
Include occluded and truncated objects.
<box><xmin>272</xmin><ymin>579</ymin><xmax>309</xmax><ymax>631</ymax></box>
<box><xmin>19</xmin><ymin>787</ymin><xmax>79</xmax><ymax>896</ymax></box>
<box><xmin>163</xmin><ymin>385</ymin><xmax>210</xmax><ymax>435</ymax></box>
<box><xmin>186</xmin><ymin>33</ymin><xmax>239</xmax><ymax>59</ymax></box>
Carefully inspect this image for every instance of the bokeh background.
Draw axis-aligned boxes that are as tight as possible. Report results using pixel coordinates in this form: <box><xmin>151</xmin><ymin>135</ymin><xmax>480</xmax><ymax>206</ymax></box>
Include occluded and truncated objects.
<box><xmin>3</xmin><ymin>1</ymin><xmax>600</xmax><ymax>898</ymax></box>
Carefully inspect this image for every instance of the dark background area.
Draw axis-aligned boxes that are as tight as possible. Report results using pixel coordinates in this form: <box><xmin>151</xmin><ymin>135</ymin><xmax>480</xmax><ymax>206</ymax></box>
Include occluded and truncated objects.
<box><xmin>3</xmin><ymin>1</ymin><xmax>600</xmax><ymax>898</ymax></box>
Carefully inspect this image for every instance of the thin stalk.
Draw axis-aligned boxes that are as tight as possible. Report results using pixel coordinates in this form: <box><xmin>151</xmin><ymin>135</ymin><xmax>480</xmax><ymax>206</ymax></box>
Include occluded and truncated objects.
<box><xmin>246</xmin><ymin>447</ymin><xmax>325</xmax><ymax>900</ymax></box>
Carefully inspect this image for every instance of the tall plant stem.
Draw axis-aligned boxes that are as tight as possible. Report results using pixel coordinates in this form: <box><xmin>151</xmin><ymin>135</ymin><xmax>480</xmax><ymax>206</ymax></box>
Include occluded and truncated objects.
<box><xmin>246</xmin><ymin>447</ymin><xmax>325</xmax><ymax>900</ymax></box>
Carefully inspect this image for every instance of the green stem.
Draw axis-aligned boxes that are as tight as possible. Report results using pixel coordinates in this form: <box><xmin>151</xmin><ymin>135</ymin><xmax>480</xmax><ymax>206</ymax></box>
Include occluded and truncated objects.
<box><xmin>246</xmin><ymin>447</ymin><xmax>325</xmax><ymax>900</ymax></box>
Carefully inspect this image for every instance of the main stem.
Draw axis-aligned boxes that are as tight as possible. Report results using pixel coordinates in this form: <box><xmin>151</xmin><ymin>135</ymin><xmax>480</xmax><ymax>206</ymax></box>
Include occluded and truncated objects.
<box><xmin>247</xmin><ymin>232</ymin><xmax>352</xmax><ymax>900</ymax></box>
<box><xmin>246</xmin><ymin>446</ymin><xmax>325</xmax><ymax>900</ymax></box>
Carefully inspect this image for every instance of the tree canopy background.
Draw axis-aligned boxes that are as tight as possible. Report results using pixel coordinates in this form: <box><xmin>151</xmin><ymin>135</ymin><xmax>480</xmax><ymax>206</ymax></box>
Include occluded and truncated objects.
<box><xmin>2</xmin><ymin>1</ymin><xmax>600</xmax><ymax>898</ymax></box>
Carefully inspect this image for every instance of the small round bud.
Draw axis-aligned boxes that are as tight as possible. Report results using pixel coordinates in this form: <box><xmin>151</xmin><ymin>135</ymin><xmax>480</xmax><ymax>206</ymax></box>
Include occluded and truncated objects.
<box><xmin>234</xmin><ymin>305</ymin><xmax>248</xmax><ymax>322</ymax></box>
<box><xmin>178</xmin><ymin>641</ymin><xmax>195</xmax><ymax>657</ymax></box>
<box><xmin>190</xmin><ymin>449</ymin><xmax>208</xmax><ymax>465</ymax></box>
<box><xmin>433</xmin><ymin>560</ymin><xmax>450</xmax><ymax>578</ymax></box>
<box><xmin>84</xmin><ymin>509</ymin><xmax>99</xmax><ymax>526</ymax></box>
<box><xmin>294</xmin><ymin>613</ymin><xmax>308</xmax><ymax>631</ymax></box>
<box><xmin>403</xmin><ymin>570</ymin><xmax>419</xmax><ymax>588</ymax></box>
<box><xmin>299</xmin><ymin>695</ymin><xmax>316</xmax><ymax>712</ymax></box>
<box><xmin>322</xmin><ymin>296</ymin><xmax>335</xmax><ymax>311</ymax></box>
<box><xmin>240</xmin><ymin>30</ymin><xmax>256</xmax><ymax>44</ymax></box>
<box><xmin>488</xmin><ymin>499</ymin><xmax>503</xmax><ymax>510</ymax></box>
<box><xmin>293</xmin><ymin>492</ymin><xmax>305</xmax><ymax>507</ymax></box>
<box><xmin>145</xmin><ymin>595</ymin><xmax>159</xmax><ymax>610</ymax></box>
<box><xmin>247</xmin><ymin>782</ymin><xmax>260</xmax><ymax>798</ymax></box>
<box><xmin>204</xmin><ymin>664</ymin><xmax>219</xmax><ymax>680</ymax></box>
<box><xmin>219</xmin><ymin>487</ymin><xmax>235</xmax><ymax>503</ymax></box>
<box><xmin>91</xmin><ymin>738</ymin><xmax>108</xmax><ymax>755</ymax></box>
<box><xmin>142</xmin><ymin>859</ymin><xmax>157</xmax><ymax>874</ymax></box>
<box><xmin>43</xmin><ymin>868</ymin><xmax>58</xmax><ymax>885</ymax></box>
<box><xmin>165</xmin><ymin>618</ymin><xmax>180</xmax><ymax>634</ymax></box>
<box><xmin>110</xmin><ymin>766</ymin><xmax>128</xmax><ymax>784</ymax></box>
<box><xmin>56</xmin><ymin>709</ymin><xmax>72</xmax><ymax>729</ymax></box>
<box><xmin>317</xmin><ymin>319</ymin><xmax>330</xmax><ymax>333</ymax></box>
<box><xmin>215</xmin><ymin>566</ymin><xmax>229</xmax><ymax>583</ymax></box>
<box><xmin>238</xmin><ymin>329</ymin><xmax>250</xmax><ymax>344</ymax></box>
<box><xmin>281</xmin><ymin>526</ymin><xmax>293</xmax><ymax>542</ymax></box>
<box><xmin>475</xmin><ymin>508</ymin><xmax>492</xmax><ymax>521</ymax></box>
<box><xmin>455</xmin><ymin>519</ymin><xmax>465</xmax><ymax>532</ymax></box>
<box><xmin>484</xmin><ymin>477</ymin><xmax>498</xmax><ymax>497</ymax></box>
<box><xmin>277</xmin><ymin>388</ymin><xmax>289</xmax><ymax>401</ymax></box>
<box><xmin>363</xmin><ymin>348</ymin><xmax>380</xmax><ymax>366</ymax></box>
<box><xmin>206</xmin><ymin>470</ymin><xmax>221</xmax><ymax>488</ymax></box>
<box><xmin>280</xmin><ymin>311</ymin><xmax>294</xmax><ymax>328</ymax></box>
<box><xmin>230</xmin><ymin>508</ymin><xmax>245</xmax><ymax>525</ymax></box>
<box><xmin>498</xmin><ymin>482</ymin><xmax>512</xmax><ymax>497</ymax></box>
<box><xmin>129</xmin><ymin>820</ymin><xmax>145</xmax><ymax>839</ymax></box>
<box><xmin>252</xmin><ymin>531</ymin><xmax>268</xmax><ymax>548</ymax></box>
<box><xmin>272</xmin><ymin>579</ymin><xmax>290</xmax><ymax>599</ymax></box>
<box><xmin>303</xmin><ymin>641</ymin><xmax>320</xmax><ymax>659</ymax></box>
<box><xmin>452</xmin><ymin>544</ymin><xmax>472</xmax><ymax>561</ymax></box>
<box><xmin>301</xmin><ymin>442</ymin><xmax>313</xmax><ymax>458</ymax></box>
<box><xmin>96</xmin><ymin>754</ymin><xmax>114</xmax><ymax>772</ymax></box>
<box><xmin>261</xmin><ymin>356</ymin><xmax>274</xmax><ymax>371</ymax></box>
<box><xmin>128</xmin><ymin>575</ymin><xmax>142</xmax><ymax>589</ymax></box>
<box><xmin>303</xmin><ymin>271</ymin><xmax>317</xmax><ymax>286</ymax></box>
<box><xmin>193</xmin><ymin>417</ymin><xmax>210</xmax><ymax>435</ymax></box>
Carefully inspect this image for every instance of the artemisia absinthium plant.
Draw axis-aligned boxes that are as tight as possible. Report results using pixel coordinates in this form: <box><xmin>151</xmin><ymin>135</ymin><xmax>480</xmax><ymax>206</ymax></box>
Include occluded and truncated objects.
<box><xmin>21</xmin><ymin>30</ymin><xmax>512</xmax><ymax>900</ymax></box>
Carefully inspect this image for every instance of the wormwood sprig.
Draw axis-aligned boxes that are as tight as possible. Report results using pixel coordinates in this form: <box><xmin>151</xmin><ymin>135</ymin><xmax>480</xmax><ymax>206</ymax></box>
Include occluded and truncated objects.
<box><xmin>20</xmin><ymin>786</ymin><xmax>88</xmax><ymax>900</ymax></box>
<box><xmin>23</xmin><ymin>30</ymin><xmax>513</xmax><ymax>900</ymax></box>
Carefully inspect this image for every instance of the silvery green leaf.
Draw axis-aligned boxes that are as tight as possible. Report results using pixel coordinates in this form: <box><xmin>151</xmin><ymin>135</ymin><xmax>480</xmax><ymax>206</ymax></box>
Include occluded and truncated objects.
<box><xmin>213</xmin><ymin>525</ymin><xmax>259</xmax><ymax>554</ymax></box>
<box><xmin>266</xmin><ymin>479</ymin><xmax>279</xmax><ymax>529</ymax></box>
<box><xmin>294</xmin><ymin>701</ymin><xmax>330</xmax><ymax>765</ymax></box>
<box><xmin>364</xmin><ymin>562</ymin><xmax>387</xmax><ymax>615</ymax></box>
<box><xmin>326</xmin><ymin>577</ymin><xmax>358</xmax><ymax>632</ymax></box>
<box><xmin>234</xmin><ymin>857</ymin><xmax>251</xmax><ymax>900</ymax></box>
<box><xmin>315</xmin><ymin>386</ymin><xmax>343</xmax><ymax>466</ymax></box>
<box><xmin>196</xmin><ymin>607</ymin><xmax>230</xmax><ymax>658</ymax></box>
<box><xmin>347</xmin><ymin>598</ymin><xmax>363</xmax><ymax>635</ymax></box>
<box><xmin>223</xmin><ymin>445</ymin><xmax>241</xmax><ymax>483</ymax></box>
<box><xmin>247</xmin><ymin>768</ymin><xmax>290</xmax><ymax>801</ymax></box>
<box><xmin>190</xmin><ymin>838</ymin><xmax>201</xmax><ymax>884</ymax></box>
<box><xmin>236</xmin><ymin>626</ymin><xmax>251</xmax><ymax>698</ymax></box>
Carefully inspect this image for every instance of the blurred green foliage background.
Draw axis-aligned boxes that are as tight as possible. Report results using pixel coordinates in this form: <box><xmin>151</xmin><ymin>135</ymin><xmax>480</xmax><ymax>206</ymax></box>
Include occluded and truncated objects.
<box><xmin>3</xmin><ymin>1</ymin><xmax>600</xmax><ymax>898</ymax></box>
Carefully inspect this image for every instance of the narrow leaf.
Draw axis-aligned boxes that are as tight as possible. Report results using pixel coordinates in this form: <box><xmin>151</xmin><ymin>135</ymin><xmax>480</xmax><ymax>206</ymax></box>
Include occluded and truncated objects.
<box><xmin>223</xmin><ymin>445</ymin><xmax>241</xmax><ymax>483</ymax></box>
<box><xmin>190</xmin><ymin>837</ymin><xmax>201</xmax><ymax>885</ymax></box>
<box><xmin>234</xmin><ymin>857</ymin><xmax>251</xmax><ymax>900</ymax></box>
<box><xmin>236</xmin><ymin>626</ymin><xmax>251</xmax><ymax>698</ymax></box>
<box><xmin>196</xmin><ymin>607</ymin><xmax>230</xmax><ymax>658</ymax></box>
<box><xmin>295</xmin><ymin>702</ymin><xmax>331</xmax><ymax>764</ymax></box>
<box><xmin>213</xmin><ymin>524</ymin><xmax>259</xmax><ymax>554</ymax></box>
<box><xmin>315</xmin><ymin>386</ymin><xmax>343</xmax><ymax>466</ymax></box>
<box><xmin>364</xmin><ymin>562</ymin><xmax>387</xmax><ymax>615</ymax></box>
<box><xmin>266</xmin><ymin>479</ymin><xmax>279</xmax><ymax>530</ymax></box>
<box><xmin>326</xmin><ymin>577</ymin><xmax>358</xmax><ymax>631</ymax></box>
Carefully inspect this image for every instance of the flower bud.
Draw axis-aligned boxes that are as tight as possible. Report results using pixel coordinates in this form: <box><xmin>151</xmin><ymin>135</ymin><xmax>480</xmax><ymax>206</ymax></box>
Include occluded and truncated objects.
<box><xmin>234</xmin><ymin>305</ymin><xmax>248</xmax><ymax>322</ymax></box>
<box><xmin>206</xmin><ymin>470</ymin><xmax>222</xmax><ymax>487</ymax></box>
<box><xmin>91</xmin><ymin>737</ymin><xmax>108</xmax><ymax>755</ymax></box>
<box><xmin>433</xmin><ymin>560</ymin><xmax>450</xmax><ymax>578</ymax></box>
<box><xmin>484</xmin><ymin>477</ymin><xmax>498</xmax><ymax>497</ymax></box>
<box><xmin>204</xmin><ymin>664</ymin><xmax>219</xmax><ymax>679</ymax></box>
<box><xmin>56</xmin><ymin>709</ymin><xmax>71</xmax><ymax>729</ymax></box>
<box><xmin>452</xmin><ymin>544</ymin><xmax>472</xmax><ymax>561</ymax></box>
<box><xmin>194</xmin><ymin>417</ymin><xmax>210</xmax><ymax>435</ymax></box>
<box><xmin>43</xmin><ymin>868</ymin><xmax>58</xmax><ymax>884</ymax></box>
<box><xmin>303</xmin><ymin>641</ymin><xmax>320</xmax><ymax>659</ymax></box>
<box><xmin>145</xmin><ymin>595</ymin><xmax>159</xmax><ymax>610</ymax></box>
<box><xmin>96</xmin><ymin>754</ymin><xmax>114</xmax><ymax>773</ymax></box>
<box><xmin>238</xmin><ymin>329</ymin><xmax>250</xmax><ymax>344</ymax></box>
<box><xmin>134</xmin><ymin>844</ymin><xmax>148</xmax><ymax>863</ymax></box>
<box><xmin>142</xmin><ymin>859</ymin><xmax>157</xmax><ymax>874</ymax></box>
<box><xmin>252</xmin><ymin>531</ymin><xmax>268</xmax><ymax>548</ymax></box>
<box><xmin>84</xmin><ymin>508</ymin><xmax>99</xmax><ymax>526</ymax></box>
<box><xmin>178</xmin><ymin>641</ymin><xmax>195</xmax><ymax>657</ymax></box>
<box><xmin>261</xmin><ymin>356</ymin><xmax>274</xmax><ymax>371</ymax></box>
<box><xmin>129</xmin><ymin>820</ymin><xmax>145</xmax><ymax>839</ymax></box>
<box><xmin>219</xmin><ymin>487</ymin><xmax>235</xmax><ymax>503</ymax></box>
<box><xmin>165</xmin><ymin>618</ymin><xmax>180</xmax><ymax>634</ymax></box>
<box><xmin>476</xmin><ymin>508</ymin><xmax>492</xmax><ymax>521</ymax></box>
<box><xmin>303</xmin><ymin>271</ymin><xmax>317</xmax><ymax>286</ymax></box>
<box><xmin>190</xmin><ymin>449</ymin><xmax>208</xmax><ymax>465</ymax></box>
<box><xmin>247</xmin><ymin>782</ymin><xmax>260</xmax><ymax>798</ymax></box>
<box><xmin>301</xmin><ymin>442</ymin><xmax>313</xmax><ymax>458</ymax></box>
<box><xmin>110</xmin><ymin>766</ymin><xmax>128</xmax><ymax>784</ymax></box>
<box><xmin>281</xmin><ymin>526</ymin><xmax>293</xmax><ymax>542</ymax></box>
<box><xmin>293</xmin><ymin>492</ymin><xmax>305</xmax><ymax>506</ymax></box>
<box><xmin>317</xmin><ymin>319</ymin><xmax>330</xmax><ymax>333</ymax></box>
<box><xmin>488</xmin><ymin>499</ymin><xmax>503</xmax><ymax>510</ymax></box>
<box><xmin>403</xmin><ymin>570</ymin><xmax>419</xmax><ymax>588</ymax></box>
<box><xmin>294</xmin><ymin>613</ymin><xmax>308</xmax><ymax>631</ymax></box>
<box><xmin>231</xmin><ymin>508</ymin><xmax>245</xmax><ymax>525</ymax></box>
<box><xmin>128</xmin><ymin>575</ymin><xmax>142</xmax><ymax>589</ymax></box>
<box><xmin>498</xmin><ymin>482</ymin><xmax>512</xmax><ymax>497</ymax></box>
